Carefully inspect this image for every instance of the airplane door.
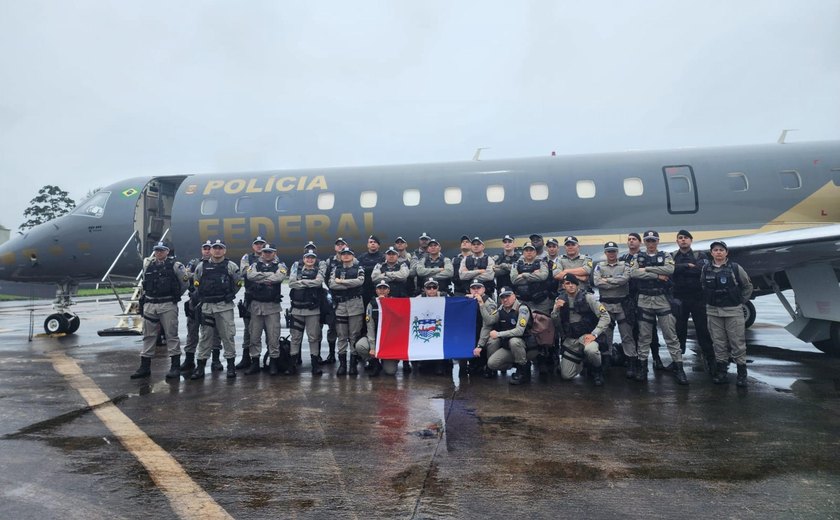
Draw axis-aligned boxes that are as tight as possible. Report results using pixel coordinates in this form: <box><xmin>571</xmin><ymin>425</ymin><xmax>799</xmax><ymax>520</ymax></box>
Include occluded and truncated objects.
<box><xmin>662</xmin><ymin>165</ymin><xmax>699</xmax><ymax>214</ymax></box>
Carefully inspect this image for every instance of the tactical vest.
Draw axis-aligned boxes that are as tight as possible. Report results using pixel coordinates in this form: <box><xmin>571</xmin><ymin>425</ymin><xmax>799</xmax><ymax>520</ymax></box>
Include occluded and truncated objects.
<box><xmin>512</xmin><ymin>260</ymin><xmax>548</xmax><ymax>303</ymax></box>
<box><xmin>557</xmin><ymin>291</ymin><xmax>599</xmax><ymax>338</ymax></box>
<box><xmin>379</xmin><ymin>262</ymin><xmax>408</xmax><ymax>297</ymax></box>
<box><xmin>497</xmin><ymin>305</ymin><xmax>524</xmax><ymax>333</ymax></box>
<box><xmin>494</xmin><ymin>252</ymin><xmax>520</xmax><ymax>290</ymax></box>
<box><xmin>143</xmin><ymin>259</ymin><xmax>181</xmax><ymax>302</ymax></box>
<box><xmin>701</xmin><ymin>262</ymin><xmax>743</xmax><ymax>308</ymax></box>
<box><xmin>369</xmin><ymin>298</ymin><xmax>381</xmax><ymax>331</ymax></box>
<box><xmin>452</xmin><ymin>255</ymin><xmax>469</xmax><ymax>293</ymax></box>
<box><xmin>197</xmin><ymin>259</ymin><xmax>236</xmax><ymax>304</ymax></box>
<box><xmin>465</xmin><ymin>255</ymin><xmax>495</xmax><ymax>293</ymax></box>
<box><xmin>635</xmin><ymin>251</ymin><xmax>670</xmax><ymax>296</ymax></box>
<box><xmin>290</xmin><ymin>267</ymin><xmax>324</xmax><ymax>310</ymax></box>
<box><xmin>245</xmin><ymin>261</ymin><xmax>283</xmax><ymax>303</ymax></box>
<box><xmin>672</xmin><ymin>250</ymin><xmax>706</xmax><ymax>296</ymax></box>
<box><xmin>332</xmin><ymin>264</ymin><xmax>363</xmax><ymax>301</ymax></box>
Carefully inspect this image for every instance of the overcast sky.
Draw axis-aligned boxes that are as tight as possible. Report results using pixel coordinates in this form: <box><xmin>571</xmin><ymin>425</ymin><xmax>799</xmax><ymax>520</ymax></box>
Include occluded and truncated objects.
<box><xmin>1</xmin><ymin>1</ymin><xmax>838</xmax><ymax>230</ymax></box>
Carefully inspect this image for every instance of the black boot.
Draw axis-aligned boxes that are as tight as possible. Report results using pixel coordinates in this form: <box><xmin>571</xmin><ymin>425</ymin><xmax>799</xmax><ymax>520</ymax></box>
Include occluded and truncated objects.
<box><xmin>269</xmin><ymin>357</ymin><xmax>280</xmax><ymax>376</ymax></box>
<box><xmin>244</xmin><ymin>357</ymin><xmax>262</xmax><ymax>375</ymax></box>
<box><xmin>634</xmin><ymin>358</ymin><xmax>648</xmax><ymax>382</ymax></box>
<box><xmin>736</xmin><ymin>364</ymin><xmax>748</xmax><ymax>387</ymax></box>
<box><xmin>310</xmin><ymin>355</ymin><xmax>323</xmax><ymax>376</ymax></box>
<box><xmin>321</xmin><ymin>342</ymin><xmax>336</xmax><ymax>365</ymax></box>
<box><xmin>625</xmin><ymin>356</ymin><xmax>637</xmax><ymax>379</ymax></box>
<box><xmin>651</xmin><ymin>349</ymin><xmax>665</xmax><ymax>371</ymax></box>
<box><xmin>713</xmin><ymin>362</ymin><xmax>729</xmax><ymax>384</ymax></box>
<box><xmin>235</xmin><ymin>348</ymin><xmax>251</xmax><ymax>369</ymax></box>
<box><xmin>210</xmin><ymin>349</ymin><xmax>224</xmax><ymax>371</ymax></box>
<box><xmin>402</xmin><ymin>360</ymin><xmax>412</xmax><ymax>374</ymax></box>
<box><xmin>180</xmin><ymin>352</ymin><xmax>196</xmax><ymax>374</ymax></box>
<box><xmin>336</xmin><ymin>354</ymin><xmax>347</xmax><ymax>376</ymax></box>
<box><xmin>190</xmin><ymin>359</ymin><xmax>207</xmax><ymax>380</ymax></box>
<box><xmin>509</xmin><ymin>362</ymin><xmax>531</xmax><ymax>385</ymax></box>
<box><xmin>130</xmin><ymin>356</ymin><xmax>152</xmax><ymax>379</ymax></box>
<box><xmin>592</xmin><ymin>364</ymin><xmax>604</xmax><ymax>387</ymax></box>
<box><xmin>165</xmin><ymin>355</ymin><xmax>181</xmax><ymax>379</ymax></box>
<box><xmin>295</xmin><ymin>353</ymin><xmax>302</xmax><ymax>366</ymax></box>
<box><xmin>348</xmin><ymin>354</ymin><xmax>359</xmax><ymax>376</ymax></box>
<box><xmin>369</xmin><ymin>358</ymin><xmax>382</xmax><ymax>377</ymax></box>
<box><xmin>226</xmin><ymin>358</ymin><xmax>237</xmax><ymax>379</ymax></box>
<box><xmin>674</xmin><ymin>362</ymin><xmax>688</xmax><ymax>385</ymax></box>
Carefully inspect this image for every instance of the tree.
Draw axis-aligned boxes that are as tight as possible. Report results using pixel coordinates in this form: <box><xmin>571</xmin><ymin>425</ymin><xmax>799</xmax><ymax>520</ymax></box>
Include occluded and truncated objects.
<box><xmin>19</xmin><ymin>185</ymin><xmax>76</xmax><ymax>231</ymax></box>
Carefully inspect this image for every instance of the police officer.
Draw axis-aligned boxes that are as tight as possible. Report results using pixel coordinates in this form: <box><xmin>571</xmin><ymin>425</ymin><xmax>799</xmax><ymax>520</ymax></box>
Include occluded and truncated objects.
<box><xmin>671</xmin><ymin>230</ymin><xmax>715</xmax><ymax>374</ymax></box>
<box><xmin>243</xmin><ymin>243</ymin><xmax>287</xmax><ymax>375</ymax></box>
<box><xmin>701</xmin><ymin>241</ymin><xmax>753</xmax><ymax>387</ymax></box>
<box><xmin>467</xmin><ymin>280</ymin><xmax>498</xmax><ymax>378</ymax></box>
<box><xmin>236</xmin><ymin>236</ymin><xmax>266</xmax><ymax>370</ymax></box>
<box><xmin>553</xmin><ymin>236</ymin><xmax>594</xmax><ymax>294</ymax></box>
<box><xmin>372</xmin><ymin>247</ymin><xmax>410</xmax><ymax>297</ymax></box>
<box><xmin>414</xmin><ymin>238</ymin><xmax>453</xmax><ymax>292</ymax></box>
<box><xmin>459</xmin><ymin>237</ymin><xmax>497</xmax><ymax>296</ymax></box>
<box><xmin>451</xmin><ymin>235</ymin><xmax>474</xmax><ymax>296</ymax></box>
<box><xmin>329</xmin><ymin>247</ymin><xmax>366</xmax><ymax>376</ymax></box>
<box><xmin>485</xmin><ymin>287</ymin><xmax>536</xmax><ymax>385</ymax></box>
<box><xmin>510</xmin><ymin>242</ymin><xmax>552</xmax><ymax>315</ymax></box>
<box><xmin>592</xmin><ymin>241</ymin><xmax>637</xmax><ymax>378</ymax></box>
<box><xmin>320</xmin><ymin>237</ymin><xmax>349</xmax><ymax>365</ymax></box>
<box><xmin>358</xmin><ymin>235</ymin><xmax>386</xmax><ymax>310</ymax></box>
<box><xmin>492</xmin><ymin>234</ymin><xmax>520</xmax><ymax>291</ymax></box>
<box><xmin>288</xmin><ymin>250</ymin><xmax>326</xmax><ymax>376</ymax></box>
<box><xmin>414</xmin><ymin>232</ymin><xmax>431</xmax><ymax>259</ymax></box>
<box><xmin>418</xmin><ymin>279</ymin><xmax>451</xmax><ymax>375</ymax></box>
<box><xmin>529</xmin><ymin>233</ymin><xmax>546</xmax><ymax>259</ymax></box>
<box><xmin>622</xmin><ymin>232</ymin><xmax>665</xmax><ymax>371</ymax></box>
<box><xmin>355</xmin><ymin>280</ymin><xmax>399</xmax><ymax>377</ymax></box>
<box><xmin>181</xmin><ymin>241</ymin><xmax>223</xmax><ymax>375</ymax></box>
<box><xmin>552</xmin><ymin>274</ymin><xmax>611</xmax><ymax>386</ymax></box>
<box><xmin>130</xmin><ymin>242</ymin><xmax>188</xmax><ymax>380</ymax></box>
<box><xmin>190</xmin><ymin>239</ymin><xmax>241</xmax><ymax>379</ymax></box>
<box><xmin>630</xmin><ymin>230</ymin><xmax>687</xmax><ymax>385</ymax></box>
<box><xmin>544</xmin><ymin>238</ymin><xmax>562</xmax><ymax>298</ymax></box>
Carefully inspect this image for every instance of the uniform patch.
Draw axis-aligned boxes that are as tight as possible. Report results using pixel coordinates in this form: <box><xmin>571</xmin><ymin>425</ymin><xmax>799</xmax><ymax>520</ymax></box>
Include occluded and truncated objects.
<box><xmin>519</xmin><ymin>318</ymin><xmax>527</xmax><ymax>327</ymax></box>
<box><xmin>598</xmin><ymin>305</ymin><xmax>606</xmax><ymax>313</ymax></box>
<box><xmin>365</xmin><ymin>315</ymin><xmax>370</xmax><ymax>322</ymax></box>
<box><xmin>586</xmin><ymin>259</ymin><xmax>593</xmax><ymax>268</ymax></box>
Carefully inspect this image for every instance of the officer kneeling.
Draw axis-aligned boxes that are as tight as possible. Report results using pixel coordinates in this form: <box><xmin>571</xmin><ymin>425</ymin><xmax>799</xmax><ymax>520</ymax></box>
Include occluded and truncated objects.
<box><xmin>552</xmin><ymin>274</ymin><xmax>611</xmax><ymax>386</ymax></box>
<box><xmin>485</xmin><ymin>287</ymin><xmax>538</xmax><ymax>385</ymax></box>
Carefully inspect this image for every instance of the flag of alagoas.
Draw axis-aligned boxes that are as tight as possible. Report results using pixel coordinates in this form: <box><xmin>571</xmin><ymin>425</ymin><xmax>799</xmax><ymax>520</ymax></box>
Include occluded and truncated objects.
<box><xmin>375</xmin><ymin>297</ymin><xmax>477</xmax><ymax>360</ymax></box>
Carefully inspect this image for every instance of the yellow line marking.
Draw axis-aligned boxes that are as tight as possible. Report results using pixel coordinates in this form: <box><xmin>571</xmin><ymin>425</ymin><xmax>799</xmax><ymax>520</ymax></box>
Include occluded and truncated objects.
<box><xmin>47</xmin><ymin>351</ymin><xmax>233</xmax><ymax>520</ymax></box>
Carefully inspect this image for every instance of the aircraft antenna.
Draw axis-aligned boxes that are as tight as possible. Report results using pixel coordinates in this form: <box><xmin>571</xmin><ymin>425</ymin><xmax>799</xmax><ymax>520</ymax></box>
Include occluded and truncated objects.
<box><xmin>472</xmin><ymin>147</ymin><xmax>489</xmax><ymax>161</ymax></box>
<box><xmin>777</xmin><ymin>129</ymin><xmax>798</xmax><ymax>144</ymax></box>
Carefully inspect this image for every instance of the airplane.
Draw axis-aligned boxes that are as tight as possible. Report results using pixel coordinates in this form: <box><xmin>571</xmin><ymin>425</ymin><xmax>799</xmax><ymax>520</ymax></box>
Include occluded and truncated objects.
<box><xmin>0</xmin><ymin>139</ymin><xmax>838</xmax><ymax>354</ymax></box>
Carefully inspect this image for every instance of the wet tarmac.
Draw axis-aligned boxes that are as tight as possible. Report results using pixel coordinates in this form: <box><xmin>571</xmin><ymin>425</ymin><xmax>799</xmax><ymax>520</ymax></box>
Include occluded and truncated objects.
<box><xmin>1</xmin><ymin>294</ymin><xmax>840</xmax><ymax>519</ymax></box>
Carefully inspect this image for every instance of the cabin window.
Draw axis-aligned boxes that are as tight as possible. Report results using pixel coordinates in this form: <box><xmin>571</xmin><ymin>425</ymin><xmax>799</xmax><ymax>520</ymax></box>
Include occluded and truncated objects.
<box><xmin>530</xmin><ymin>183</ymin><xmax>549</xmax><ymax>201</ymax></box>
<box><xmin>403</xmin><ymin>189</ymin><xmax>421</xmax><ymax>207</ymax></box>
<box><xmin>200</xmin><ymin>198</ymin><xmax>218</xmax><ymax>216</ymax></box>
<box><xmin>668</xmin><ymin>175</ymin><xmax>691</xmax><ymax>194</ymax></box>
<box><xmin>779</xmin><ymin>170</ymin><xmax>801</xmax><ymax>190</ymax></box>
<box><xmin>360</xmin><ymin>190</ymin><xmax>377</xmax><ymax>209</ymax></box>
<box><xmin>727</xmin><ymin>172</ymin><xmax>749</xmax><ymax>192</ymax></box>
<box><xmin>486</xmin><ymin>185</ymin><xmax>505</xmax><ymax>203</ymax></box>
<box><xmin>576</xmin><ymin>180</ymin><xmax>596</xmax><ymax>199</ymax></box>
<box><xmin>274</xmin><ymin>194</ymin><xmax>290</xmax><ymax>213</ymax></box>
<box><xmin>623</xmin><ymin>178</ymin><xmax>643</xmax><ymax>197</ymax></box>
<box><xmin>72</xmin><ymin>191</ymin><xmax>110</xmax><ymax>218</ymax></box>
<box><xmin>318</xmin><ymin>192</ymin><xmax>335</xmax><ymax>210</ymax></box>
<box><xmin>234</xmin><ymin>196</ymin><xmax>253</xmax><ymax>214</ymax></box>
<box><xmin>444</xmin><ymin>187</ymin><xmax>462</xmax><ymax>205</ymax></box>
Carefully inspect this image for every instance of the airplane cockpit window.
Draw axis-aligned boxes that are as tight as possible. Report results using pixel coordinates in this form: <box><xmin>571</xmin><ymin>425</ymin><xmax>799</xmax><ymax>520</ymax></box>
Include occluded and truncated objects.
<box><xmin>486</xmin><ymin>185</ymin><xmax>505</xmax><ymax>203</ymax></box>
<box><xmin>576</xmin><ymin>180</ymin><xmax>596</xmax><ymax>199</ymax></box>
<box><xmin>530</xmin><ymin>183</ymin><xmax>549</xmax><ymax>201</ymax></box>
<box><xmin>727</xmin><ymin>172</ymin><xmax>749</xmax><ymax>192</ymax></box>
<box><xmin>403</xmin><ymin>189</ymin><xmax>421</xmax><ymax>207</ymax></box>
<box><xmin>72</xmin><ymin>191</ymin><xmax>110</xmax><ymax>218</ymax></box>
<box><xmin>318</xmin><ymin>192</ymin><xmax>335</xmax><ymax>210</ymax></box>
<box><xmin>623</xmin><ymin>178</ymin><xmax>644</xmax><ymax>196</ymax></box>
<box><xmin>360</xmin><ymin>191</ymin><xmax>377</xmax><ymax>208</ymax></box>
<box><xmin>444</xmin><ymin>187</ymin><xmax>462</xmax><ymax>204</ymax></box>
<box><xmin>201</xmin><ymin>198</ymin><xmax>218</xmax><ymax>216</ymax></box>
<box><xmin>235</xmin><ymin>196</ymin><xmax>254</xmax><ymax>214</ymax></box>
<box><xmin>779</xmin><ymin>170</ymin><xmax>802</xmax><ymax>190</ymax></box>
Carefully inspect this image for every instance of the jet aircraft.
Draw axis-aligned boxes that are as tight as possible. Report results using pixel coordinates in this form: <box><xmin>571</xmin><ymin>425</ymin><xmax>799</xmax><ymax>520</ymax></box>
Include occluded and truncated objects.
<box><xmin>0</xmin><ymin>139</ymin><xmax>838</xmax><ymax>354</ymax></box>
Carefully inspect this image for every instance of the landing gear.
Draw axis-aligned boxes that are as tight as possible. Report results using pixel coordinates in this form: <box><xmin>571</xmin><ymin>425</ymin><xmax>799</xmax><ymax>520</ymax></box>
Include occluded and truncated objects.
<box><xmin>813</xmin><ymin>322</ymin><xmax>840</xmax><ymax>357</ymax></box>
<box><xmin>44</xmin><ymin>280</ymin><xmax>81</xmax><ymax>335</ymax></box>
<box><xmin>743</xmin><ymin>300</ymin><xmax>756</xmax><ymax>329</ymax></box>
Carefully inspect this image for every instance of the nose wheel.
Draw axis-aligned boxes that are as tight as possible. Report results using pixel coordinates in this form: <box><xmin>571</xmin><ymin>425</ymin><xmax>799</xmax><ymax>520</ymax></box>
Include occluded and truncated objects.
<box><xmin>44</xmin><ymin>313</ymin><xmax>80</xmax><ymax>334</ymax></box>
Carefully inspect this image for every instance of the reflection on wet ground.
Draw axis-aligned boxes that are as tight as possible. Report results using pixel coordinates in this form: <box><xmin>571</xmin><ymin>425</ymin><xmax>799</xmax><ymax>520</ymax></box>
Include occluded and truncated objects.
<box><xmin>1</xmin><ymin>295</ymin><xmax>840</xmax><ymax>518</ymax></box>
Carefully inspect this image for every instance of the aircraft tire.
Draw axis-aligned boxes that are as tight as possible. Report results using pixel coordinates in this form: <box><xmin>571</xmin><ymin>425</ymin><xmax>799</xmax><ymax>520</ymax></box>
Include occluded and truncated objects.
<box><xmin>743</xmin><ymin>300</ymin><xmax>756</xmax><ymax>329</ymax></box>
<box><xmin>812</xmin><ymin>322</ymin><xmax>840</xmax><ymax>357</ymax></box>
<box><xmin>65</xmin><ymin>314</ymin><xmax>80</xmax><ymax>334</ymax></box>
<box><xmin>44</xmin><ymin>313</ymin><xmax>70</xmax><ymax>335</ymax></box>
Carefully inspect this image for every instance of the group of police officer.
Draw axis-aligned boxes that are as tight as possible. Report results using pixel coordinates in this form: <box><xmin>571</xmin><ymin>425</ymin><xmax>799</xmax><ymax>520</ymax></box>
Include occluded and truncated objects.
<box><xmin>130</xmin><ymin>229</ymin><xmax>753</xmax><ymax>388</ymax></box>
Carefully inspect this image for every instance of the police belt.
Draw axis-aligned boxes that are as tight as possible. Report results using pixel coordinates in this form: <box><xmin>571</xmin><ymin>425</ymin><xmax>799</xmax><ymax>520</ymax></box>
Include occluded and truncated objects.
<box><xmin>637</xmin><ymin>287</ymin><xmax>666</xmax><ymax>296</ymax></box>
<box><xmin>599</xmin><ymin>296</ymin><xmax>628</xmax><ymax>304</ymax></box>
<box><xmin>333</xmin><ymin>294</ymin><xmax>362</xmax><ymax>304</ymax></box>
<box><xmin>144</xmin><ymin>296</ymin><xmax>177</xmax><ymax>304</ymax></box>
<box><xmin>291</xmin><ymin>300</ymin><xmax>319</xmax><ymax>310</ymax></box>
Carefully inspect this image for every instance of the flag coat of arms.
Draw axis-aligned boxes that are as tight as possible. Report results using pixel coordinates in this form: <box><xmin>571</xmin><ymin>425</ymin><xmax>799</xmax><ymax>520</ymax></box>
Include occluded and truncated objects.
<box><xmin>375</xmin><ymin>297</ymin><xmax>477</xmax><ymax>360</ymax></box>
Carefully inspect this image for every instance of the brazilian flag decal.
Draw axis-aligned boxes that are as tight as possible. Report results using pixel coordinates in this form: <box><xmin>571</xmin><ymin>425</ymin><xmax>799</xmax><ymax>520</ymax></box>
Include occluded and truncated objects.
<box><xmin>121</xmin><ymin>188</ymin><xmax>139</xmax><ymax>197</ymax></box>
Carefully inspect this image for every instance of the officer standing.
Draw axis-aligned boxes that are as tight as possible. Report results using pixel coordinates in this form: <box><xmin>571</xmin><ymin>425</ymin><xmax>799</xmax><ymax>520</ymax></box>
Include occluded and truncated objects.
<box><xmin>485</xmin><ymin>287</ymin><xmax>535</xmax><ymax>385</ymax></box>
<box><xmin>529</xmin><ymin>233</ymin><xmax>547</xmax><ymax>259</ymax></box>
<box><xmin>288</xmin><ymin>250</ymin><xmax>326</xmax><ymax>376</ymax></box>
<box><xmin>671</xmin><ymin>230</ymin><xmax>715</xmax><ymax>374</ymax></box>
<box><xmin>544</xmin><ymin>238</ymin><xmax>562</xmax><ymax>298</ymax></box>
<box><xmin>354</xmin><ymin>280</ymin><xmax>399</xmax><ymax>377</ymax></box>
<box><xmin>701</xmin><ymin>241</ymin><xmax>753</xmax><ymax>387</ymax></box>
<box><xmin>320</xmin><ymin>237</ymin><xmax>349</xmax><ymax>365</ymax></box>
<box><xmin>414</xmin><ymin>238</ymin><xmax>453</xmax><ymax>290</ymax></box>
<box><xmin>328</xmin><ymin>247</ymin><xmax>366</xmax><ymax>376</ymax></box>
<box><xmin>190</xmin><ymin>240</ymin><xmax>241</xmax><ymax>380</ymax></box>
<box><xmin>459</xmin><ymin>237</ymin><xmax>497</xmax><ymax>296</ymax></box>
<box><xmin>451</xmin><ymin>235</ymin><xmax>474</xmax><ymax>296</ymax></box>
<box><xmin>243</xmin><ymin>244</ymin><xmax>287</xmax><ymax>376</ymax></box>
<box><xmin>358</xmin><ymin>235</ymin><xmax>386</xmax><ymax>310</ymax></box>
<box><xmin>510</xmin><ymin>243</ymin><xmax>552</xmax><ymax>315</ymax></box>
<box><xmin>372</xmin><ymin>247</ymin><xmax>410</xmax><ymax>297</ymax></box>
<box><xmin>552</xmin><ymin>274</ymin><xmax>611</xmax><ymax>386</ymax></box>
<box><xmin>552</xmin><ymin>236</ymin><xmax>594</xmax><ymax>294</ymax></box>
<box><xmin>181</xmin><ymin>241</ymin><xmax>223</xmax><ymax>375</ymax></box>
<box><xmin>630</xmin><ymin>230</ymin><xmax>687</xmax><ymax>385</ymax></box>
<box><xmin>236</xmin><ymin>236</ymin><xmax>266</xmax><ymax>370</ymax></box>
<box><xmin>492</xmin><ymin>234</ymin><xmax>520</xmax><ymax>291</ymax></box>
<box><xmin>592</xmin><ymin>241</ymin><xmax>637</xmax><ymax>378</ymax></box>
<box><xmin>621</xmin><ymin>232</ymin><xmax>665</xmax><ymax>371</ymax></box>
<box><xmin>130</xmin><ymin>242</ymin><xmax>188</xmax><ymax>380</ymax></box>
